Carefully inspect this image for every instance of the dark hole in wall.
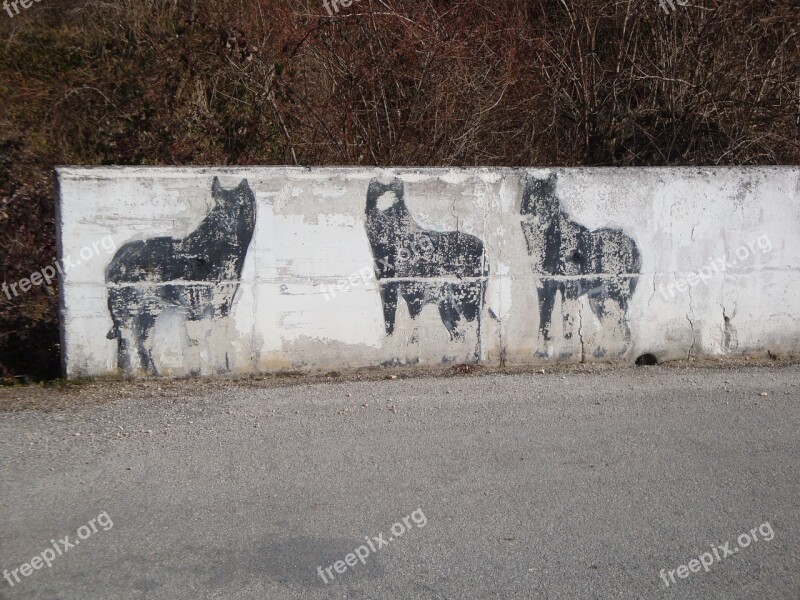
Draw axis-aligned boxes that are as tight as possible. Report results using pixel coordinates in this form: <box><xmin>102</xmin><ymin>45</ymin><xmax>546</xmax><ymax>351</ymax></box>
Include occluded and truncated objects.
<box><xmin>0</xmin><ymin>323</ymin><xmax>61</xmax><ymax>384</ymax></box>
<box><xmin>635</xmin><ymin>353</ymin><xmax>658</xmax><ymax>366</ymax></box>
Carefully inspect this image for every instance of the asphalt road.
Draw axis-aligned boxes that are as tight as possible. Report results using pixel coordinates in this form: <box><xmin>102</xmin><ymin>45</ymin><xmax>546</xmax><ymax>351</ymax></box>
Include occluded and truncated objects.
<box><xmin>1</xmin><ymin>363</ymin><xmax>798</xmax><ymax>599</ymax></box>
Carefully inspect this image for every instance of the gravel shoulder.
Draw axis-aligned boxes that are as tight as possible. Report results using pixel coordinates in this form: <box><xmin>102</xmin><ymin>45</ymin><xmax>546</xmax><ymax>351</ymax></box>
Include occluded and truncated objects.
<box><xmin>1</xmin><ymin>356</ymin><xmax>796</xmax><ymax>413</ymax></box>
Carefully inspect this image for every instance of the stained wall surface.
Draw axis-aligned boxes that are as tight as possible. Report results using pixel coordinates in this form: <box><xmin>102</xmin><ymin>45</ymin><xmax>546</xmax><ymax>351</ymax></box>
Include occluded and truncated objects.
<box><xmin>56</xmin><ymin>167</ymin><xmax>800</xmax><ymax>378</ymax></box>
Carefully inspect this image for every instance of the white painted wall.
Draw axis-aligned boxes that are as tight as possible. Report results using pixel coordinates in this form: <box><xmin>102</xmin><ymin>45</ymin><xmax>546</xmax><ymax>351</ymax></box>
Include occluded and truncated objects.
<box><xmin>57</xmin><ymin>167</ymin><xmax>800</xmax><ymax>378</ymax></box>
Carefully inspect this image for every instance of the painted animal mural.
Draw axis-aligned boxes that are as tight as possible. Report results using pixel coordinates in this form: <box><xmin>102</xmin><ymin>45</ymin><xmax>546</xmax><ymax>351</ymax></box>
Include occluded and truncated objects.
<box><xmin>520</xmin><ymin>173</ymin><xmax>641</xmax><ymax>346</ymax></box>
<box><xmin>106</xmin><ymin>177</ymin><xmax>256</xmax><ymax>374</ymax></box>
<box><xmin>364</xmin><ymin>178</ymin><xmax>488</xmax><ymax>347</ymax></box>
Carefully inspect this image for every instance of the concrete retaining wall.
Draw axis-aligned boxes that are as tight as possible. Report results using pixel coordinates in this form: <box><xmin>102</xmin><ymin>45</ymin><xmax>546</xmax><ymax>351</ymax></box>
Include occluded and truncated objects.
<box><xmin>56</xmin><ymin>167</ymin><xmax>800</xmax><ymax>378</ymax></box>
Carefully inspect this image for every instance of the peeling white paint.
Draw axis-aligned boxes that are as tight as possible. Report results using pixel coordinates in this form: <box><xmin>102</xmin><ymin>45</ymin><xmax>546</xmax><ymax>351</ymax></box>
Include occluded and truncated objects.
<box><xmin>57</xmin><ymin>167</ymin><xmax>800</xmax><ymax>378</ymax></box>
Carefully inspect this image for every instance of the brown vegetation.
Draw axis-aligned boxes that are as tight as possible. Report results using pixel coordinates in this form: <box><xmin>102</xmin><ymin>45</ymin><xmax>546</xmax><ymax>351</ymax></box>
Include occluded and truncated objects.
<box><xmin>0</xmin><ymin>0</ymin><xmax>798</xmax><ymax>381</ymax></box>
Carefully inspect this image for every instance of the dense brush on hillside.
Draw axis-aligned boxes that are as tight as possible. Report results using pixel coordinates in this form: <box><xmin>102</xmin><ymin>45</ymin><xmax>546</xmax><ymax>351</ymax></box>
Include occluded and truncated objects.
<box><xmin>0</xmin><ymin>0</ymin><xmax>797</xmax><ymax>381</ymax></box>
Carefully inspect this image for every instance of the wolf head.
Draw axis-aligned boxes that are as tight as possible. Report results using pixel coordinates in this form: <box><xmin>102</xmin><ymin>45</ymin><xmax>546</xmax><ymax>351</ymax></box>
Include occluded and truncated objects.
<box><xmin>366</xmin><ymin>178</ymin><xmax>406</xmax><ymax>215</ymax></box>
<box><xmin>210</xmin><ymin>177</ymin><xmax>256</xmax><ymax>235</ymax></box>
<box><xmin>521</xmin><ymin>173</ymin><xmax>561</xmax><ymax>223</ymax></box>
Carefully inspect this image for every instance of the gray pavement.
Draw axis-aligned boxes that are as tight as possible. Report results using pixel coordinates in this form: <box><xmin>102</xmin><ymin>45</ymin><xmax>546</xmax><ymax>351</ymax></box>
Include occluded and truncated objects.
<box><xmin>1</xmin><ymin>363</ymin><xmax>799</xmax><ymax>599</ymax></box>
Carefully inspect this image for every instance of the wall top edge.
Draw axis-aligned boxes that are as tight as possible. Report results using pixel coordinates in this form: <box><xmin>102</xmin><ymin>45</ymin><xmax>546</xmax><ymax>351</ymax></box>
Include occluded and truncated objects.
<box><xmin>55</xmin><ymin>165</ymin><xmax>800</xmax><ymax>179</ymax></box>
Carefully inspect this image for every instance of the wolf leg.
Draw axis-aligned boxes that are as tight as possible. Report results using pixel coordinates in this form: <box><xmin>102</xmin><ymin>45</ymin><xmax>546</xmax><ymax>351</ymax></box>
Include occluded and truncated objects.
<box><xmin>538</xmin><ymin>279</ymin><xmax>561</xmax><ymax>342</ymax></box>
<box><xmin>438</xmin><ymin>291</ymin><xmax>464</xmax><ymax>341</ymax></box>
<box><xmin>379</xmin><ymin>281</ymin><xmax>400</xmax><ymax>335</ymax></box>
<box><xmin>107</xmin><ymin>287</ymin><xmax>135</xmax><ymax>372</ymax></box>
<box><xmin>587</xmin><ymin>280</ymin><xmax>632</xmax><ymax>353</ymax></box>
<box><xmin>117</xmin><ymin>336</ymin><xmax>133</xmax><ymax>372</ymax></box>
<box><xmin>132</xmin><ymin>311</ymin><xmax>158</xmax><ymax>375</ymax></box>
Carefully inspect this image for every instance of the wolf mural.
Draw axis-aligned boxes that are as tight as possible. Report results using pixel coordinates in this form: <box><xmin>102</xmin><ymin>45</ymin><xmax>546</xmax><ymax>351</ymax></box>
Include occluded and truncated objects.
<box><xmin>106</xmin><ymin>177</ymin><xmax>256</xmax><ymax>374</ymax></box>
<box><xmin>520</xmin><ymin>173</ymin><xmax>641</xmax><ymax>347</ymax></box>
<box><xmin>364</xmin><ymin>178</ymin><xmax>488</xmax><ymax>348</ymax></box>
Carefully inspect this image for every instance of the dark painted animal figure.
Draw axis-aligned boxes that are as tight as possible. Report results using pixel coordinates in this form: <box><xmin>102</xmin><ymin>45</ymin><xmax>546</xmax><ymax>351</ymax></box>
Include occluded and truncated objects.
<box><xmin>520</xmin><ymin>173</ymin><xmax>641</xmax><ymax>343</ymax></box>
<box><xmin>364</xmin><ymin>178</ymin><xmax>488</xmax><ymax>344</ymax></box>
<box><xmin>106</xmin><ymin>177</ymin><xmax>256</xmax><ymax>374</ymax></box>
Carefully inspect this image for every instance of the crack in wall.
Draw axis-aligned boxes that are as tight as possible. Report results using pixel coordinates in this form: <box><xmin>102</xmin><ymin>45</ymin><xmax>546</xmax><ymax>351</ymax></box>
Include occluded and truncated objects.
<box><xmin>450</xmin><ymin>197</ymin><xmax>459</xmax><ymax>231</ymax></box>
<box><xmin>686</xmin><ymin>314</ymin><xmax>696</xmax><ymax>359</ymax></box>
<box><xmin>647</xmin><ymin>274</ymin><xmax>658</xmax><ymax>311</ymax></box>
<box><xmin>721</xmin><ymin>304</ymin><xmax>739</xmax><ymax>353</ymax></box>
<box><xmin>686</xmin><ymin>291</ymin><xmax>697</xmax><ymax>360</ymax></box>
<box><xmin>686</xmin><ymin>284</ymin><xmax>697</xmax><ymax>359</ymax></box>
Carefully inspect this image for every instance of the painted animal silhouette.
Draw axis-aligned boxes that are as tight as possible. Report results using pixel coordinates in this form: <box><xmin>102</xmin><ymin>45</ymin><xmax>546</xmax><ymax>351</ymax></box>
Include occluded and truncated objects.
<box><xmin>106</xmin><ymin>177</ymin><xmax>256</xmax><ymax>374</ymax></box>
<box><xmin>520</xmin><ymin>173</ymin><xmax>641</xmax><ymax>343</ymax></box>
<box><xmin>364</xmin><ymin>178</ymin><xmax>488</xmax><ymax>344</ymax></box>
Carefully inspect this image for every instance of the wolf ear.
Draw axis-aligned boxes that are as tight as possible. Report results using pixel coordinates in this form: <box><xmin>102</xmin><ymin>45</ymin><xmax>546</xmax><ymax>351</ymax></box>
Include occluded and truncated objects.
<box><xmin>390</xmin><ymin>178</ymin><xmax>404</xmax><ymax>198</ymax></box>
<box><xmin>366</xmin><ymin>179</ymin><xmax>385</xmax><ymax>213</ymax></box>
